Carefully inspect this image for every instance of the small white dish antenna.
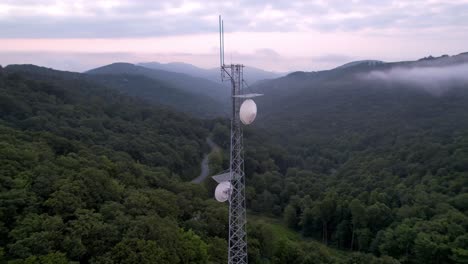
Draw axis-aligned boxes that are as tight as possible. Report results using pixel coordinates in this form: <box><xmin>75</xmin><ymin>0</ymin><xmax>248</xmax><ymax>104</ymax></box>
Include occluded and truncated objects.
<box><xmin>233</xmin><ymin>93</ymin><xmax>263</xmax><ymax>98</ymax></box>
<box><xmin>215</xmin><ymin>181</ymin><xmax>232</xmax><ymax>202</ymax></box>
<box><xmin>212</xmin><ymin>172</ymin><xmax>231</xmax><ymax>183</ymax></box>
<box><xmin>240</xmin><ymin>99</ymin><xmax>257</xmax><ymax>125</ymax></box>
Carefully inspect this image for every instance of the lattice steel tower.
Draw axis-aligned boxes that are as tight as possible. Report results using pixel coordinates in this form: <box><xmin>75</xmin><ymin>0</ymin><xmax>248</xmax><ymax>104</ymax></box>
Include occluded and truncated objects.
<box><xmin>210</xmin><ymin>16</ymin><xmax>254</xmax><ymax>264</ymax></box>
<box><xmin>213</xmin><ymin>16</ymin><xmax>262</xmax><ymax>264</ymax></box>
<box><xmin>226</xmin><ymin>63</ymin><xmax>247</xmax><ymax>264</ymax></box>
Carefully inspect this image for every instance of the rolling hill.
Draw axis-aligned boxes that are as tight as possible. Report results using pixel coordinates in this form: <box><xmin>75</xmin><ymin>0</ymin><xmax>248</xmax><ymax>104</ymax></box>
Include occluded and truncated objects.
<box><xmin>138</xmin><ymin>61</ymin><xmax>284</xmax><ymax>84</ymax></box>
<box><xmin>5</xmin><ymin>64</ymin><xmax>228</xmax><ymax>118</ymax></box>
<box><xmin>253</xmin><ymin>52</ymin><xmax>468</xmax><ymax>130</ymax></box>
<box><xmin>86</xmin><ymin>63</ymin><xmax>231</xmax><ymax>117</ymax></box>
<box><xmin>87</xmin><ymin>62</ymin><xmax>230</xmax><ymax>101</ymax></box>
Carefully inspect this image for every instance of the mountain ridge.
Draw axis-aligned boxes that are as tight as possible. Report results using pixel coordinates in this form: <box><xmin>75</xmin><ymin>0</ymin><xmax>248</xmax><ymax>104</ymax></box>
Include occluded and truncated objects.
<box><xmin>87</xmin><ymin>62</ymin><xmax>229</xmax><ymax>102</ymax></box>
<box><xmin>138</xmin><ymin>61</ymin><xmax>285</xmax><ymax>84</ymax></box>
<box><xmin>275</xmin><ymin>52</ymin><xmax>468</xmax><ymax>84</ymax></box>
<box><xmin>5</xmin><ymin>63</ymin><xmax>227</xmax><ymax>118</ymax></box>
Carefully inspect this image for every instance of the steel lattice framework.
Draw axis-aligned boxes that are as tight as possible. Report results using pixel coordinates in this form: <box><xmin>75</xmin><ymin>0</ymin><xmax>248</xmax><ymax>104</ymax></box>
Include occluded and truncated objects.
<box><xmin>217</xmin><ymin>16</ymin><xmax>249</xmax><ymax>264</ymax></box>
<box><xmin>225</xmin><ymin>64</ymin><xmax>248</xmax><ymax>264</ymax></box>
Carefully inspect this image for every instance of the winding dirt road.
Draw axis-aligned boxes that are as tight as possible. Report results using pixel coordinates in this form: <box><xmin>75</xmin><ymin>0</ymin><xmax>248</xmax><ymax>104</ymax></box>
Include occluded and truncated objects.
<box><xmin>191</xmin><ymin>137</ymin><xmax>220</xmax><ymax>184</ymax></box>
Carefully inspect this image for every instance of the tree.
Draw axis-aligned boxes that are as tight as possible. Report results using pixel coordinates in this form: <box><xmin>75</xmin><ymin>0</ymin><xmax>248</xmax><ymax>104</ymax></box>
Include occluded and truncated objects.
<box><xmin>177</xmin><ymin>229</ymin><xmax>209</xmax><ymax>264</ymax></box>
<box><xmin>206</xmin><ymin>236</ymin><xmax>228</xmax><ymax>264</ymax></box>
<box><xmin>367</xmin><ymin>202</ymin><xmax>392</xmax><ymax>232</ymax></box>
<box><xmin>318</xmin><ymin>192</ymin><xmax>337</xmax><ymax>245</ymax></box>
<box><xmin>451</xmin><ymin>234</ymin><xmax>468</xmax><ymax>263</ymax></box>
<box><xmin>105</xmin><ymin>239</ymin><xmax>171</xmax><ymax>264</ymax></box>
<box><xmin>349</xmin><ymin>199</ymin><xmax>366</xmax><ymax>250</ymax></box>
<box><xmin>17</xmin><ymin>252</ymin><xmax>69</xmax><ymax>264</ymax></box>
<box><xmin>8</xmin><ymin>214</ymin><xmax>64</xmax><ymax>259</ymax></box>
<box><xmin>284</xmin><ymin>204</ymin><xmax>299</xmax><ymax>230</ymax></box>
<box><xmin>301</xmin><ymin>207</ymin><xmax>319</xmax><ymax>238</ymax></box>
<box><xmin>273</xmin><ymin>240</ymin><xmax>303</xmax><ymax>264</ymax></box>
<box><xmin>414</xmin><ymin>232</ymin><xmax>451</xmax><ymax>264</ymax></box>
<box><xmin>68</xmin><ymin>209</ymin><xmax>119</xmax><ymax>260</ymax></box>
<box><xmin>379</xmin><ymin>222</ymin><xmax>416</xmax><ymax>262</ymax></box>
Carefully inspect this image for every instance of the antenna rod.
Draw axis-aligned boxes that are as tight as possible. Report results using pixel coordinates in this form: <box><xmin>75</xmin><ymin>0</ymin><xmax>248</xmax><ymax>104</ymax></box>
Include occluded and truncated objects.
<box><xmin>222</xmin><ymin>19</ymin><xmax>225</xmax><ymax>65</ymax></box>
<box><xmin>219</xmin><ymin>15</ymin><xmax>223</xmax><ymax>67</ymax></box>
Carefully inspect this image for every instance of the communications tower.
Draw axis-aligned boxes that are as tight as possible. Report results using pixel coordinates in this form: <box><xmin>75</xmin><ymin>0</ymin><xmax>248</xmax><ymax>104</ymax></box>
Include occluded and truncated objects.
<box><xmin>212</xmin><ymin>16</ymin><xmax>262</xmax><ymax>264</ymax></box>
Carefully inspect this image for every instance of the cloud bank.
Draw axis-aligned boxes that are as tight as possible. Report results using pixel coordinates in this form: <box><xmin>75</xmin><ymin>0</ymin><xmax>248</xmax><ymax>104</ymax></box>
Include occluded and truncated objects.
<box><xmin>364</xmin><ymin>63</ymin><xmax>468</xmax><ymax>94</ymax></box>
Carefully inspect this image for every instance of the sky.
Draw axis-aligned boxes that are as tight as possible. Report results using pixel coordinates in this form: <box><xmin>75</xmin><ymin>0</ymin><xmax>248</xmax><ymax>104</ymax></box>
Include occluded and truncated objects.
<box><xmin>1</xmin><ymin>0</ymin><xmax>468</xmax><ymax>72</ymax></box>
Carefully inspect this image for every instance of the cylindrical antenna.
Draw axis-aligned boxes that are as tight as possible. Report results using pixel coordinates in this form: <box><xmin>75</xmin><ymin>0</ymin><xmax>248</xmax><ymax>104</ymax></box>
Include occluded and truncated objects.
<box><xmin>219</xmin><ymin>15</ymin><xmax>223</xmax><ymax>67</ymax></box>
<box><xmin>222</xmin><ymin>20</ymin><xmax>225</xmax><ymax>65</ymax></box>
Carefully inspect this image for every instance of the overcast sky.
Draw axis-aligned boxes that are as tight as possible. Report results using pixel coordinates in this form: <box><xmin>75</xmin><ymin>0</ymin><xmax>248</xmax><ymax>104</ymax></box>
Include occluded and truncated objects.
<box><xmin>1</xmin><ymin>0</ymin><xmax>468</xmax><ymax>72</ymax></box>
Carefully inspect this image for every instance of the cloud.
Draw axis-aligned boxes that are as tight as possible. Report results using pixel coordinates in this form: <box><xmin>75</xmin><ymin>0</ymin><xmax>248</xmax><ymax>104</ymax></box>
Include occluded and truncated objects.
<box><xmin>1</xmin><ymin>1</ymin><xmax>468</xmax><ymax>71</ymax></box>
<box><xmin>311</xmin><ymin>54</ymin><xmax>354</xmax><ymax>63</ymax></box>
<box><xmin>1</xmin><ymin>0</ymin><xmax>468</xmax><ymax>38</ymax></box>
<box><xmin>363</xmin><ymin>63</ymin><xmax>468</xmax><ymax>94</ymax></box>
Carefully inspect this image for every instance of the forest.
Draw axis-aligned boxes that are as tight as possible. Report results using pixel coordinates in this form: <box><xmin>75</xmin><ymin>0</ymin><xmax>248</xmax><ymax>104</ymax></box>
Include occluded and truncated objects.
<box><xmin>0</xmin><ymin>60</ymin><xmax>467</xmax><ymax>264</ymax></box>
<box><xmin>0</xmin><ymin>66</ymin><xmax>220</xmax><ymax>263</ymax></box>
<box><xmin>223</xmin><ymin>56</ymin><xmax>468</xmax><ymax>263</ymax></box>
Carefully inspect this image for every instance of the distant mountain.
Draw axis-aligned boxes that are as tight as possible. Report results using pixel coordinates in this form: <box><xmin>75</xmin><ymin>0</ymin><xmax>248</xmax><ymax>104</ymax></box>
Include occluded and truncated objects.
<box><xmin>254</xmin><ymin>52</ymin><xmax>468</xmax><ymax>95</ymax></box>
<box><xmin>335</xmin><ymin>60</ymin><xmax>384</xmax><ymax>70</ymax></box>
<box><xmin>5</xmin><ymin>64</ymin><xmax>81</xmax><ymax>79</ymax></box>
<box><xmin>87</xmin><ymin>74</ymin><xmax>226</xmax><ymax>118</ymax></box>
<box><xmin>86</xmin><ymin>63</ymin><xmax>230</xmax><ymax>117</ymax></box>
<box><xmin>251</xmin><ymin>52</ymin><xmax>468</xmax><ymax>138</ymax></box>
<box><xmin>86</xmin><ymin>62</ymin><xmax>229</xmax><ymax>101</ymax></box>
<box><xmin>138</xmin><ymin>61</ymin><xmax>284</xmax><ymax>84</ymax></box>
<box><xmin>6</xmin><ymin>64</ymin><xmax>226</xmax><ymax>118</ymax></box>
<box><xmin>1</xmin><ymin>63</ymin><xmax>208</xmax><ymax>177</ymax></box>
<box><xmin>137</xmin><ymin>62</ymin><xmax>212</xmax><ymax>80</ymax></box>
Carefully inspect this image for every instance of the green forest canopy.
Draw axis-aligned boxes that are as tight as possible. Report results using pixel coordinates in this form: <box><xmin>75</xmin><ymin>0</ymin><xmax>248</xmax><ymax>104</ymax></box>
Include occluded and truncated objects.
<box><xmin>1</xmin><ymin>62</ymin><xmax>467</xmax><ymax>263</ymax></box>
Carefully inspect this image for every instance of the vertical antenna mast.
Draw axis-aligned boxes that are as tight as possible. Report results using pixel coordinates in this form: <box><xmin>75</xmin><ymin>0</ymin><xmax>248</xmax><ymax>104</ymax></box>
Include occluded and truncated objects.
<box><xmin>219</xmin><ymin>15</ymin><xmax>224</xmax><ymax>67</ymax></box>
<box><xmin>222</xmin><ymin>19</ymin><xmax>225</xmax><ymax>65</ymax></box>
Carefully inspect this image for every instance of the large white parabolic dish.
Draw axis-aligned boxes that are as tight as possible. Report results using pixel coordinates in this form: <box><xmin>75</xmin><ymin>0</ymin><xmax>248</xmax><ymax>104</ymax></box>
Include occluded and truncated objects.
<box><xmin>215</xmin><ymin>181</ymin><xmax>232</xmax><ymax>202</ymax></box>
<box><xmin>240</xmin><ymin>99</ymin><xmax>257</xmax><ymax>125</ymax></box>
